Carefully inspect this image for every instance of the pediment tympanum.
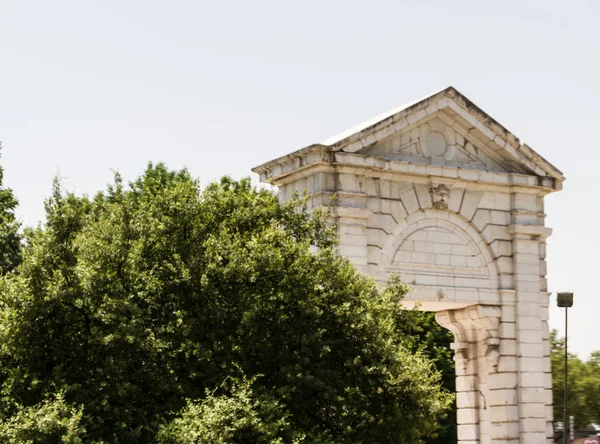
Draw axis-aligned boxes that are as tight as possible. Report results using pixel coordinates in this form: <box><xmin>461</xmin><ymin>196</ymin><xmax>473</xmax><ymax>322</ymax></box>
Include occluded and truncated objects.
<box><xmin>357</xmin><ymin>115</ymin><xmax>506</xmax><ymax>173</ymax></box>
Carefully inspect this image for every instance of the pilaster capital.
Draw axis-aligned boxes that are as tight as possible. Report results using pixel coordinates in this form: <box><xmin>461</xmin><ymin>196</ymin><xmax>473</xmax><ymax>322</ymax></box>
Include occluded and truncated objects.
<box><xmin>508</xmin><ymin>224</ymin><xmax>552</xmax><ymax>240</ymax></box>
<box><xmin>330</xmin><ymin>206</ymin><xmax>372</xmax><ymax>220</ymax></box>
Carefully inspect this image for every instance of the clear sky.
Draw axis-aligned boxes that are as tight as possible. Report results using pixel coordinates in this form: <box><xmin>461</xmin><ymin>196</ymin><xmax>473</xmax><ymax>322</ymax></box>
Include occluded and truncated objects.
<box><xmin>1</xmin><ymin>1</ymin><xmax>598</xmax><ymax>358</ymax></box>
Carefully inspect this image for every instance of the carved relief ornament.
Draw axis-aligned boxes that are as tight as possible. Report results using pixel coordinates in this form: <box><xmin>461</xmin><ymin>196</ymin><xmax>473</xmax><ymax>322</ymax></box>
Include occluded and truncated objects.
<box><xmin>430</xmin><ymin>184</ymin><xmax>450</xmax><ymax>210</ymax></box>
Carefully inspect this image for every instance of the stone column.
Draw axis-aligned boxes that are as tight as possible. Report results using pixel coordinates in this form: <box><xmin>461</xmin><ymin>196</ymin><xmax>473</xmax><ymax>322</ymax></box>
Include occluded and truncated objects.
<box><xmin>509</xmin><ymin>192</ymin><xmax>553</xmax><ymax>443</ymax></box>
<box><xmin>488</xmin><ymin>290</ymin><xmax>520</xmax><ymax>443</ymax></box>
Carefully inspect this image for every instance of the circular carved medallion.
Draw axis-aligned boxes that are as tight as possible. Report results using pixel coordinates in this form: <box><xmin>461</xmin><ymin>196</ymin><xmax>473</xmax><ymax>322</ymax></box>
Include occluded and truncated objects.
<box><xmin>427</xmin><ymin>132</ymin><xmax>447</xmax><ymax>156</ymax></box>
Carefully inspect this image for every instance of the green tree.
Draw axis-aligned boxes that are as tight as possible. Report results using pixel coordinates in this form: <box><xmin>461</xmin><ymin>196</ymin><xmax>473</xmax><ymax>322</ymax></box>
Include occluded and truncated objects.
<box><xmin>0</xmin><ymin>393</ymin><xmax>85</xmax><ymax>444</ymax></box>
<box><xmin>0</xmin><ymin>144</ymin><xmax>21</xmax><ymax>274</ymax></box>
<box><xmin>551</xmin><ymin>330</ymin><xmax>600</xmax><ymax>430</ymax></box>
<box><xmin>0</xmin><ymin>165</ymin><xmax>452</xmax><ymax>443</ymax></box>
<box><xmin>157</xmin><ymin>375</ymin><xmax>308</xmax><ymax>444</ymax></box>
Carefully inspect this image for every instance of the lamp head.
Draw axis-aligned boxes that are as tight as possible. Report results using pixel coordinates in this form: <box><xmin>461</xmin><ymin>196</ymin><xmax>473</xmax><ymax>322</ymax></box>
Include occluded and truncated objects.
<box><xmin>557</xmin><ymin>292</ymin><xmax>574</xmax><ymax>308</ymax></box>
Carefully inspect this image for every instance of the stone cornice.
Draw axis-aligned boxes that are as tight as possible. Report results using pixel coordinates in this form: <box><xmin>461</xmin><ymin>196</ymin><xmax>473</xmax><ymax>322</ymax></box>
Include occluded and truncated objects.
<box><xmin>255</xmin><ymin>149</ymin><xmax>561</xmax><ymax>193</ymax></box>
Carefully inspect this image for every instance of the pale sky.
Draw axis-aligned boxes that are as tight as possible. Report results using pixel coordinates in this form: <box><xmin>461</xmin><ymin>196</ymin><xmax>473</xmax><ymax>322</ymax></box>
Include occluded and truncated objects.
<box><xmin>1</xmin><ymin>1</ymin><xmax>598</xmax><ymax>358</ymax></box>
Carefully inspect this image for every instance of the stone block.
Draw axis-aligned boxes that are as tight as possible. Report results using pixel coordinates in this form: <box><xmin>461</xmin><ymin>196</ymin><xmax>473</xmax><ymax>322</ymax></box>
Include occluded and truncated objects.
<box><xmin>394</xmin><ymin>250</ymin><xmax>411</xmax><ymax>263</ymax></box>
<box><xmin>414</xmin><ymin>240</ymin><xmax>433</xmax><ymax>253</ymax></box>
<box><xmin>433</xmin><ymin>242</ymin><xmax>451</xmax><ymax>254</ymax></box>
<box><xmin>456</xmin><ymin>376</ymin><xmax>477</xmax><ymax>392</ymax></box>
<box><xmin>415</xmin><ymin>274</ymin><xmax>437</xmax><ymax>285</ymax></box>
<box><xmin>489</xmin><ymin>405</ymin><xmax>519</xmax><ymax>423</ymax></box>
<box><xmin>498</xmin><ymin>355</ymin><xmax>518</xmax><ymax>372</ymax></box>
<box><xmin>370</xmin><ymin>213</ymin><xmax>396</xmax><ymax>235</ymax></box>
<box><xmin>381</xmin><ymin>180</ymin><xmax>398</xmax><ymax>200</ymax></box>
<box><xmin>367</xmin><ymin>246</ymin><xmax>381</xmax><ymax>264</ymax></box>
<box><xmin>347</xmin><ymin>257</ymin><xmax>367</xmax><ymax>268</ymax></box>
<box><xmin>471</xmin><ymin>209</ymin><xmax>491</xmax><ymax>231</ymax></box>
<box><xmin>518</xmin><ymin>372</ymin><xmax>545</xmax><ymax>388</ymax></box>
<box><xmin>339</xmin><ymin>233</ymin><xmax>367</xmax><ymax>248</ymax></box>
<box><xmin>490</xmin><ymin>421</ymin><xmax>520</xmax><ymax>440</ymax></box>
<box><xmin>497</xmin><ymin>257</ymin><xmax>514</xmax><ymax>274</ymax></box>
<box><xmin>389</xmin><ymin>200</ymin><xmax>407</xmax><ymax>223</ymax></box>
<box><xmin>520</xmin><ymin>418</ymin><xmax>546</xmax><ymax>433</ymax></box>
<box><xmin>515</xmin><ymin>268</ymin><xmax>540</xmax><ymax>282</ymax></box>
<box><xmin>491</xmin><ymin>209</ymin><xmax>511</xmax><ymax>225</ymax></box>
<box><xmin>448</xmin><ymin>186</ymin><xmax>465</xmax><ymax>212</ymax></box>
<box><xmin>543</xmin><ymin>372</ymin><xmax>552</xmax><ymax>389</ymax></box>
<box><xmin>519</xmin><ymin>387</ymin><xmax>545</xmax><ymax>404</ymax></box>
<box><xmin>488</xmin><ymin>387</ymin><xmax>517</xmax><ymax>406</ymax></box>
<box><xmin>499</xmin><ymin>322</ymin><xmax>516</xmax><ymax>338</ymax></box>
<box><xmin>515</xmin><ymin>267</ymin><xmax>542</xmax><ymax>279</ymax></box>
<box><xmin>499</xmin><ymin>274</ymin><xmax>514</xmax><ymax>289</ymax></box>
<box><xmin>488</xmin><ymin>372</ymin><xmax>517</xmax><ymax>390</ymax></box>
<box><xmin>516</xmin><ymin>315</ymin><xmax>542</xmax><ymax>331</ymax></box>
<box><xmin>517</xmin><ymin>357</ymin><xmax>545</xmax><ymax>373</ymax></box>
<box><xmin>500</xmin><ymin>339</ymin><xmax>516</xmax><ymax>356</ymax></box>
<box><xmin>457</xmin><ymin>407</ymin><xmax>478</xmax><ymax>424</ymax></box>
<box><xmin>457</xmin><ymin>391</ymin><xmax>478</xmax><ymax>408</ymax></box>
<box><xmin>457</xmin><ymin>424</ymin><xmax>478</xmax><ymax>441</ymax></box>
<box><xmin>366</xmin><ymin>228</ymin><xmax>387</xmax><ymax>248</ymax></box>
<box><xmin>366</xmin><ymin>197</ymin><xmax>380</xmax><ymax>213</ymax></box>
<box><xmin>482</xmin><ymin>224</ymin><xmax>511</xmax><ymax>242</ymax></box>
<box><xmin>400</xmin><ymin>187</ymin><xmax>420</xmax><ymax>215</ymax></box>
<box><xmin>451</xmin><ymin>255</ymin><xmax>467</xmax><ymax>266</ymax></box>
<box><xmin>457</xmin><ymin>168</ymin><xmax>479</xmax><ymax>181</ymax></box>
<box><xmin>514</xmin><ymin>252</ymin><xmax>540</xmax><ymax>265</ymax></box>
<box><xmin>337</xmin><ymin>174</ymin><xmax>362</xmax><ymax>193</ymax></box>
<box><xmin>436</xmin><ymin>275</ymin><xmax>454</xmax><ymax>286</ymax></box>
<box><xmin>539</xmin><ymin>260</ymin><xmax>547</xmax><ymax>276</ymax></box>
<box><xmin>478</xmin><ymin>191</ymin><xmax>497</xmax><ymax>210</ymax></box>
<box><xmin>514</xmin><ymin>193</ymin><xmax>538</xmax><ymax>212</ymax></box>
<box><xmin>414</xmin><ymin>183</ymin><xmax>432</xmax><ymax>209</ymax></box>
<box><xmin>363</xmin><ymin>177</ymin><xmax>378</xmax><ymax>196</ymax></box>
<box><xmin>516</xmin><ymin>328</ymin><xmax>543</xmax><ymax>344</ymax></box>
<box><xmin>517</xmin><ymin>343</ymin><xmax>543</xmax><ymax>358</ymax></box>
<box><xmin>338</xmin><ymin>224</ymin><xmax>366</xmax><ymax>236</ymax></box>
<box><xmin>495</xmin><ymin>193</ymin><xmax>511</xmax><ymax>211</ymax></box>
<box><xmin>459</xmin><ymin>190</ymin><xmax>483</xmax><ymax>220</ymax></box>
<box><xmin>399</xmin><ymin>240</ymin><xmax>414</xmax><ymax>252</ymax></box>
<box><xmin>338</xmin><ymin>245</ymin><xmax>366</xmax><ymax>258</ymax></box>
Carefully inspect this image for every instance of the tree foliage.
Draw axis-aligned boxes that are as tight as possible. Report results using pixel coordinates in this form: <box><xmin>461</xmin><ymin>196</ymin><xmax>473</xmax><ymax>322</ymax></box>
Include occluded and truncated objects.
<box><xmin>402</xmin><ymin>312</ymin><xmax>456</xmax><ymax>444</ymax></box>
<box><xmin>551</xmin><ymin>330</ymin><xmax>600</xmax><ymax>429</ymax></box>
<box><xmin>0</xmin><ymin>164</ymin><xmax>452</xmax><ymax>443</ymax></box>
<box><xmin>157</xmin><ymin>375</ymin><xmax>307</xmax><ymax>444</ymax></box>
<box><xmin>0</xmin><ymin>392</ymin><xmax>85</xmax><ymax>444</ymax></box>
<box><xmin>0</xmin><ymin>144</ymin><xmax>21</xmax><ymax>274</ymax></box>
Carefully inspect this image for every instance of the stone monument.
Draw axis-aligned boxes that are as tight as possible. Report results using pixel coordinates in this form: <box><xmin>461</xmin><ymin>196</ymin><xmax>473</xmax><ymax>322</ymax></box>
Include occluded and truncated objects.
<box><xmin>253</xmin><ymin>87</ymin><xmax>563</xmax><ymax>443</ymax></box>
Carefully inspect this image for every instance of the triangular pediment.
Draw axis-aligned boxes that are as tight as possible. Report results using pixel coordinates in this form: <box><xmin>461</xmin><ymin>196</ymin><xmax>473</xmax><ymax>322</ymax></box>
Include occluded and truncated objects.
<box><xmin>357</xmin><ymin>114</ymin><xmax>509</xmax><ymax>173</ymax></box>
<box><xmin>319</xmin><ymin>87</ymin><xmax>563</xmax><ymax>181</ymax></box>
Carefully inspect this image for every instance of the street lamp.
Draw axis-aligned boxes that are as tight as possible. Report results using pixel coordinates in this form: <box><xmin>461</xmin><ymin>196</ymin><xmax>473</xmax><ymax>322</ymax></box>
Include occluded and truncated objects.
<box><xmin>557</xmin><ymin>291</ymin><xmax>573</xmax><ymax>444</ymax></box>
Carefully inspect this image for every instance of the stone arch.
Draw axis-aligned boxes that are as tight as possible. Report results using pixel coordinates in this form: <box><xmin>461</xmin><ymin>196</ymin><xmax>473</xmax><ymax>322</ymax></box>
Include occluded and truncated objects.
<box><xmin>378</xmin><ymin>209</ymin><xmax>499</xmax><ymax>294</ymax></box>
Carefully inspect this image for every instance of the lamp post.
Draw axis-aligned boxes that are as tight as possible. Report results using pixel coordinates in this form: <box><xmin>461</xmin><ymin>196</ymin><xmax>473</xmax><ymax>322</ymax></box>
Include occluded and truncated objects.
<box><xmin>557</xmin><ymin>292</ymin><xmax>573</xmax><ymax>444</ymax></box>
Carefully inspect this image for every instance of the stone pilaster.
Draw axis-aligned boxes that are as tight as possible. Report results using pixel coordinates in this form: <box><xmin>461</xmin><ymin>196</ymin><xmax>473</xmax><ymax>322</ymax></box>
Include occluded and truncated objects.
<box><xmin>488</xmin><ymin>290</ymin><xmax>520</xmax><ymax>443</ymax></box>
<box><xmin>331</xmin><ymin>206</ymin><xmax>371</xmax><ymax>274</ymax></box>
<box><xmin>509</xmin><ymin>216</ymin><xmax>553</xmax><ymax>444</ymax></box>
